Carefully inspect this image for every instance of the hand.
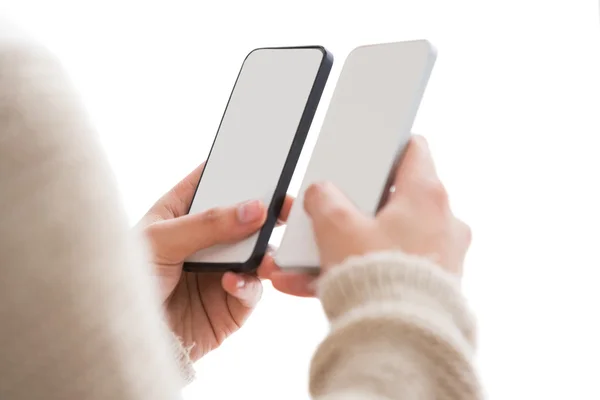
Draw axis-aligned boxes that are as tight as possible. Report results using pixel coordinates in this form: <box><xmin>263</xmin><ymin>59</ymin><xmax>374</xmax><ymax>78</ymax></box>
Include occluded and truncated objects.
<box><xmin>137</xmin><ymin>163</ymin><xmax>293</xmax><ymax>361</ymax></box>
<box><xmin>305</xmin><ymin>135</ymin><xmax>471</xmax><ymax>275</ymax></box>
<box><xmin>260</xmin><ymin>136</ymin><xmax>470</xmax><ymax>295</ymax></box>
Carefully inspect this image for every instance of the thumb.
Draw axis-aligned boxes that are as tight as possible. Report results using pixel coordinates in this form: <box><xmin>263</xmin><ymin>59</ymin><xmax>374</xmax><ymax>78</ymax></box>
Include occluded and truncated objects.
<box><xmin>394</xmin><ymin>135</ymin><xmax>438</xmax><ymax>188</ymax></box>
<box><xmin>303</xmin><ymin>182</ymin><xmax>364</xmax><ymax>250</ymax></box>
<box><xmin>146</xmin><ymin>199</ymin><xmax>267</xmax><ymax>262</ymax></box>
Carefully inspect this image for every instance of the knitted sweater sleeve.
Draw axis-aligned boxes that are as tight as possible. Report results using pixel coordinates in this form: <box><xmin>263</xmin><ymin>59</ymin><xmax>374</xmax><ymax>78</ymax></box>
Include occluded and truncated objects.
<box><xmin>309</xmin><ymin>252</ymin><xmax>483</xmax><ymax>400</ymax></box>
<box><xmin>0</xmin><ymin>26</ymin><xmax>186</xmax><ymax>399</ymax></box>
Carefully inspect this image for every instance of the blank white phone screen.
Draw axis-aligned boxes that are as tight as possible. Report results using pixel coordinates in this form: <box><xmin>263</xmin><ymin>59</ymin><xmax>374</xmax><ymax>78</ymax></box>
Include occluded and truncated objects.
<box><xmin>185</xmin><ymin>48</ymin><xmax>325</xmax><ymax>264</ymax></box>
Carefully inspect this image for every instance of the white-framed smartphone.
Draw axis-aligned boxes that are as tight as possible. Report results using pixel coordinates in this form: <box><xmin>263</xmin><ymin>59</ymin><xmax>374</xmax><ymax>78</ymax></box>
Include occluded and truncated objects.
<box><xmin>183</xmin><ymin>46</ymin><xmax>333</xmax><ymax>273</ymax></box>
<box><xmin>276</xmin><ymin>40</ymin><xmax>437</xmax><ymax>272</ymax></box>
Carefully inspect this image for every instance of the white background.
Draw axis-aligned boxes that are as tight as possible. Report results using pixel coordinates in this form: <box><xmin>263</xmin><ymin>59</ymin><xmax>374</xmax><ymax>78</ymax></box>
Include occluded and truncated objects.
<box><xmin>2</xmin><ymin>0</ymin><xmax>600</xmax><ymax>398</ymax></box>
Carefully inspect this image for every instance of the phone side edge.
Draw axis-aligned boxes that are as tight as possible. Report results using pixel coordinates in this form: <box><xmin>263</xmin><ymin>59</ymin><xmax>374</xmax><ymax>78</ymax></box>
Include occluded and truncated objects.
<box><xmin>376</xmin><ymin>41</ymin><xmax>438</xmax><ymax>211</ymax></box>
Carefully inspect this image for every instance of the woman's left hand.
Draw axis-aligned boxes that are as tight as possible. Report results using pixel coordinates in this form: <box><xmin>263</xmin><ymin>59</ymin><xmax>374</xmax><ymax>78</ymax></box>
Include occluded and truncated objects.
<box><xmin>138</xmin><ymin>163</ymin><xmax>293</xmax><ymax>361</ymax></box>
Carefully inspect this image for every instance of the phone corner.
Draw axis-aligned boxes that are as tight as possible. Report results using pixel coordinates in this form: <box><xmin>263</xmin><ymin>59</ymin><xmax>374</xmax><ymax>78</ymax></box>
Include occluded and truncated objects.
<box><xmin>315</xmin><ymin>45</ymin><xmax>333</xmax><ymax>59</ymax></box>
<box><xmin>421</xmin><ymin>39</ymin><xmax>438</xmax><ymax>61</ymax></box>
<box><xmin>242</xmin><ymin>47</ymin><xmax>264</xmax><ymax>64</ymax></box>
<box><xmin>182</xmin><ymin>261</ymin><xmax>199</xmax><ymax>273</ymax></box>
<box><xmin>240</xmin><ymin>255</ymin><xmax>262</xmax><ymax>273</ymax></box>
<box><xmin>322</xmin><ymin>47</ymin><xmax>334</xmax><ymax>68</ymax></box>
<box><xmin>304</xmin><ymin>45</ymin><xmax>334</xmax><ymax>69</ymax></box>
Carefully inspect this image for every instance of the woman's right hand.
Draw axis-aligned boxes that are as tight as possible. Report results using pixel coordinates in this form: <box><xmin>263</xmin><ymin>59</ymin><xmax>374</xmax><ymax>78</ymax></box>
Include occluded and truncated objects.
<box><xmin>304</xmin><ymin>136</ymin><xmax>481</xmax><ymax>400</ymax></box>
<box><xmin>262</xmin><ymin>135</ymin><xmax>470</xmax><ymax>295</ymax></box>
<box><xmin>305</xmin><ymin>135</ymin><xmax>471</xmax><ymax>276</ymax></box>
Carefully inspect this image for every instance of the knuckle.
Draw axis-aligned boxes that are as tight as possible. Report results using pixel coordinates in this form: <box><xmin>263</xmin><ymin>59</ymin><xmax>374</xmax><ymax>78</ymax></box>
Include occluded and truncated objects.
<box><xmin>142</xmin><ymin>221</ymin><xmax>171</xmax><ymax>254</ymax></box>
<box><xmin>424</xmin><ymin>179</ymin><xmax>449</xmax><ymax>207</ymax></box>
<box><xmin>323</xmin><ymin>203</ymin><xmax>353</xmax><ymax>225</ymax></box>
<box><xmin>202</xmin><ymin>207</ymin><xmax>227</xmax><ymax>228</ymax></box>
<box><xmin>143</xmin><ymin>222</ymin><xmax>161</xmax><ymax>243</ymax></box>
<box><xmin>459</xmin><ymin>220</ymin><xmax>472</xmax><ymax>246</ymax></box>
<box><xmin>200</xmin><ymin>207</ymin><xmax>232</xmax><ymax>244</ymax></box>
<box><xmin>203</xmin><ymin>207</ymin><xmax>221</xmax><ymax>221</ymax></box>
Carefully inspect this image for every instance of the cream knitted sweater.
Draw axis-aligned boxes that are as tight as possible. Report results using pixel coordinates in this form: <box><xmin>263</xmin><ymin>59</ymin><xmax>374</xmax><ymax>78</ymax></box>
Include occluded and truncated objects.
<box><xmin>0</xmin><ymin>28</ymin><xmax>482</xmax><ymax>399</ymax></box>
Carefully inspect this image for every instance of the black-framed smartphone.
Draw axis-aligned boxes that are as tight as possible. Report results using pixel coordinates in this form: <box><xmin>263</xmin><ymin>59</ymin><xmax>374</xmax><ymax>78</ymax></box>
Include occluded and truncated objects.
<box><xmin>183</xmin><ymin>46</ymin><xmax>333</xmax><ymax>273</ymax></box>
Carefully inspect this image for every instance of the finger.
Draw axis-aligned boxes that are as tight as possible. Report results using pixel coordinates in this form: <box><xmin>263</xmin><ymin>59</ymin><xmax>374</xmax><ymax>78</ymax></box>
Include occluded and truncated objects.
<box><xmin>256</xmin><ymin>251</ymin><xmax>279</xmax><ymax>280</ymax></box>
<box><xmin>279</xmin><ymin>194</ymin><xmax>294</xmax><ymax>221</ymax></box>
<box><xmin>146</xmin><ymin>199</ymin><xmax>267</xmax><ymax>261</ymax></box>
<box><xmin>304</xmin><ymin>181</ymin><xmax>363</xmax><ymax>236</ymax></box>
<box><xmin>222</xmin><ymin>272</ymin><xmax>263</xmax><ymax>309</ymax></box>
<box><xmin>303</xmin><ymin>182</ymin><xmax>368</xmax><ymax>266</ymax></box>
<box><xmin>165</xmin><ymin>162</ymin><xmax>206</xmax><ymax>217</ymax></box>
<box><xmin>266</xmin><ymin>244</ymin><xmax>278</xmax><ymax>255</ymax></box>
<box><xmin>256</xmin><ymin>253</ymin><xmax>317</xmax><ymax>297</ymax></box>
<box><xmin>393</xmin><ymin>135</ymin><xmax>438</xmax><ymax>188</ymax></box>
<box><xmin>252</xmin><ymin>247</ymin><xmax>278</xmax><ymax>281</ymax></box>
<box><xmin>276</xmin><ymin>194</ymin><xmax>294</xmax><ymax>226</ymax></box>
<box><xmin>270</xmin><ymin>271</ymin><xmax>317</xmax><ymax>297</ymax></box>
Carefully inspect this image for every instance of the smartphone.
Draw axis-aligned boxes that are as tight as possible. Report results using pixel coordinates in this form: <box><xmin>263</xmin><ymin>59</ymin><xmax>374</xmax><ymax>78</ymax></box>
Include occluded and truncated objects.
<box><xmin>276</xmin><ymin>40</ymin><xmax>437</xmax><ymax>271</ymax></box>
<box><xmin>183</xmin><ymin>46</ymin><xmax>333</xmax><ymax>273</ymax></box>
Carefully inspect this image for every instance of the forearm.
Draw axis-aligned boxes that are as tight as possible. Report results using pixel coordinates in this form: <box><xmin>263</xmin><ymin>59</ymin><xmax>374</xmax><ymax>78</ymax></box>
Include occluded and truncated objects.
<box><xmin>310</xmin><ymin>252</ymin><xmax>482</xmax><ymax>400</ymax></box>
<box><xmin>0</xmin><ymin>31</ymin><xmax>182</xmax><ymax>399</ymax></box>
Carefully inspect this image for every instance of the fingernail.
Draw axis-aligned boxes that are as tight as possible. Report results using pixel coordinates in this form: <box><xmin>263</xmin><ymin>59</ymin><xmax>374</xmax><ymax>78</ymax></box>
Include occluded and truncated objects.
<box><xmin>237</xmin><ymin>200</ymin><xmax>263</xmax><ymax>223</ymax></box>
<box><xmin>236</xmin><ymin>278</ymin><xmax>246</xmax><ymax>289</ymax></box>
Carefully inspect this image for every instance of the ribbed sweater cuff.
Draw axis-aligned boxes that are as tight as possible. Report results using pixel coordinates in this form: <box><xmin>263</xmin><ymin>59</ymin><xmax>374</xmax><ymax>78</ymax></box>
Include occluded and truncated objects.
<box><xmin>166</xmin><ymin>331</ymin><xmax>196</xmax><ymax>386</ymax></box>
<box><xmin>316</xmin><ymin>251</ymin><xmax>476</xmax><ymax>346</ymax></box>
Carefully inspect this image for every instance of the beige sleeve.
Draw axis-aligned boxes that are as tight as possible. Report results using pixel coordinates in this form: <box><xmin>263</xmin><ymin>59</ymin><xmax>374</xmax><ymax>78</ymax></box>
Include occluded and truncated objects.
<box><xmin>310</xmin><ymin>252</ymin><xmax>483</xmax><ymax>400</ymax></box>
<box><xmin>0</xmin><ymin>28</ymin><xmax>185</xmax><ymax>399</ymax></box>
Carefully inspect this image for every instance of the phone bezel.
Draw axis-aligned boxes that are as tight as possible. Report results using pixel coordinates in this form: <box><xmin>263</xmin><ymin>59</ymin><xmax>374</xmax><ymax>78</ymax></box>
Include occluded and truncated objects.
<box><xmin>183</xmin><ymin>45</ymin><xmax>333</xmax><ymax>273</ymax></box>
